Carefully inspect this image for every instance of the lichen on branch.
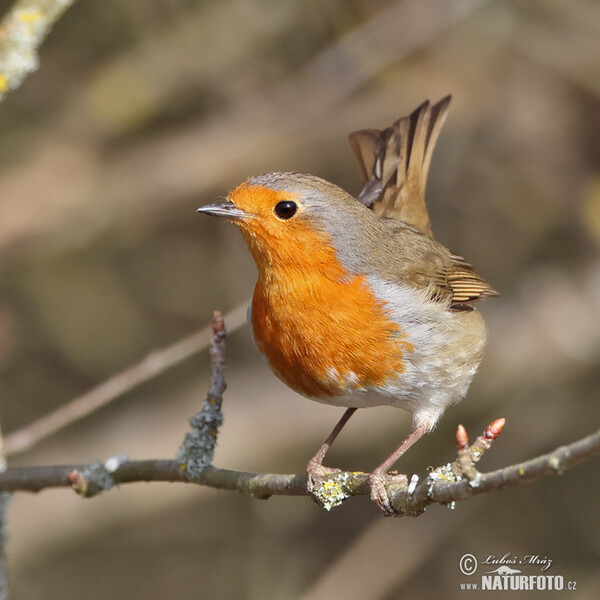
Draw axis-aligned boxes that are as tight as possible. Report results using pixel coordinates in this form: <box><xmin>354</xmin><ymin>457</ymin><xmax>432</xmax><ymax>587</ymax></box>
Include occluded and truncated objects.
<box><xmin>0</xmin><ymin>0</ymin><xmax>75</xmax><ymax>101</ymax></box>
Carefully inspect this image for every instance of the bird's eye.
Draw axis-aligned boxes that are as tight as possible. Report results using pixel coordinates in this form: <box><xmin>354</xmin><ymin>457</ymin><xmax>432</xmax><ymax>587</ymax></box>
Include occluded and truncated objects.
<box><xmin>274</xmin><ymin>200</ymin><xmax>297</xmax><ymax>220</ymax></box>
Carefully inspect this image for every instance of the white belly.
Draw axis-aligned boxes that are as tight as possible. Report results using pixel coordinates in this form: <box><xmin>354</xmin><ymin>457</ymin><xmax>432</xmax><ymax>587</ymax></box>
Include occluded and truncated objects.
<box><xmin>308</xmin><ymin>278</ymin><xmax>487</xmax><ymax>431</ymax></box>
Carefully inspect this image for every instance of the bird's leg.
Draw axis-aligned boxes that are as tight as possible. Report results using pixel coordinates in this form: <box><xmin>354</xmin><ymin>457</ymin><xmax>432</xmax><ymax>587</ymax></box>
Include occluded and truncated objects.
<box><xmin>369</xmin><ymin>424</ymin><xmax>428</xmax><ymax>517</ymax></box>
<box><xmin>306</xmin><ymin>407</ymin><xmax>357</xmax><ymax>493</ymax></box>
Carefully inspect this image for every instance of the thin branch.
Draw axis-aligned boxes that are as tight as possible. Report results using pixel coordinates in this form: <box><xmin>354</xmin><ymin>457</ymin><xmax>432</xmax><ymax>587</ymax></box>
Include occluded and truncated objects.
<box><xmin>176</xmin><ymin>311</ymin><xmax>227</xmax><ymax>474</ymax></box>
<box><xmin>2</xmin><ymin>302</ymin><xmax>247</xmax><ymax>457</ymax></box>
<box><xmin>0</xmin><ymin>0</ymin><xmax>76</xmax><ymax>101</ymax></box>
<box><xmin>391</xmin><ymin>426</ymin><xmax>600</xmax><ymax>516</ymax></box>
<box><xmin>0</xmin><ymin>428</ymin><xmax>597</xmax><ymax>514</ymax></box>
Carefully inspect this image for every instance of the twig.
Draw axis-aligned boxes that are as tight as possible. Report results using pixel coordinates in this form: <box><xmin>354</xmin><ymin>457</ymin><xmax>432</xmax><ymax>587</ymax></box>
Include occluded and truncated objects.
<box><xmin>2</xmin><ymin>302</ymin><xmax>247</xmax><ymax>457</ymax></box>
<box><xmin>0</xmin><ymin>428</ymin><xmax>597</xmax><ymax>514</ymax></box>
<box><xmin>402</xmin><ymin>426</ymin><xmax>600</xmax><ymax>515</ymax></box>
<box><xmin>176</xmin><ymin>311</ymin><xmax>227</xmax><ymax>475</ymax></box>
<box><xmin>452</xmin><ymin>418</ymin><xmax>505</xmax><ymax>484</ymax></box>
<box><xmin>0</xmin><ymin>0</ymin><xmax>76</xmax><ymax>101</ymax></box>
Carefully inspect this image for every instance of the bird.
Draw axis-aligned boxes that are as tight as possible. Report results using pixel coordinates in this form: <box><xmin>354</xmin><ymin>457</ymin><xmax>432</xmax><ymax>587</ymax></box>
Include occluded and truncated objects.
<box><xmin>197</xmin><ymin>96</ymin><xmax>498</xmax><ymax>515</ymax></box>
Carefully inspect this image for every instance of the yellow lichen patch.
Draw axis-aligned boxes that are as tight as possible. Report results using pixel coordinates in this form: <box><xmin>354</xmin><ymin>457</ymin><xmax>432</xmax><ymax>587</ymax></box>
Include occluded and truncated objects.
<box><xmin>429</xmin><ymin>463</ymin><xmax>460</xmax><ymax>483</ymax></box>
<box><xmin>0</xmin><ymin>75</ymin><xmax>8</xmax><ymax>93</ymax></box>
<box><xmin>311</xmin><ymin>473</ymin><xmax>351</xmax><ymax>510</ymax></box>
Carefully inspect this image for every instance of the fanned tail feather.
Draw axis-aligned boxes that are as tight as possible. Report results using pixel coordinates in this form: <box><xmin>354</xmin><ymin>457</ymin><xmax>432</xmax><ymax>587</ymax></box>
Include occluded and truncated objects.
<box><xmin>349</xmin><ymin>96</ymin><xmax>452</xmax><ymax>239</ymax></box>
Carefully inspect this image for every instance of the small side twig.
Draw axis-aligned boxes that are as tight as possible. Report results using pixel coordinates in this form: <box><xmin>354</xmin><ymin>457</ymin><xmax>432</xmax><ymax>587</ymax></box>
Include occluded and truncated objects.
<box><xmin>453</xmin><ymin>418</ymin><xmax>506</xmax><ymax>484</ymax></box>
<box><xmin>177</xmin><ymin>311</ymin><xmax>227</xmax><ymax>476</ymax></box>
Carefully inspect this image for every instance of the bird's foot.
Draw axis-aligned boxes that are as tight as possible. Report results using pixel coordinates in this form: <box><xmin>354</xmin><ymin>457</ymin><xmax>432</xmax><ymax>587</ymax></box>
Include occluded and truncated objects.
<box><xmin>368</xmin><ymin>469</ymin><xmax>408</xmax><ymax>517</ymax></box>
<box><xmin>306</xmin><ymin>458</ymin><xmax>342</xmax><ymax>495</ymax></box>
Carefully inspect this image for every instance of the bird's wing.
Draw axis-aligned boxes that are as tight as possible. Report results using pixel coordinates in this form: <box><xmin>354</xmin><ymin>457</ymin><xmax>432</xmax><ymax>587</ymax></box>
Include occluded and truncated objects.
<box><xmin>444</xmin><ymin>253</ymin><xmax>500</xmax><ymax>305</ymax></box>
<box><xmin>376</xmin><ymin>220</ymin><xmax>499</xmax><ymax>309</ymax></box>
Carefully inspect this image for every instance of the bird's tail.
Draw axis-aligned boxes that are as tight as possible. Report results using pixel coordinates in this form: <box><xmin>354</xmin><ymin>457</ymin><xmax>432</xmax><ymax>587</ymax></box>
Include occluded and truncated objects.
<box><xmin>348</xmin><ymin>95</ymin><xmax>452</xmax><ymax>238</ymax></box>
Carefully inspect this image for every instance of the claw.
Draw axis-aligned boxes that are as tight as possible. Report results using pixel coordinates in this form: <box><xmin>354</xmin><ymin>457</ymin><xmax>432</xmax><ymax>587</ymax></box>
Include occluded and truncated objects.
<box><xmin>306</xmin><ymin>460</ymin><xmax>341</xmax><ymax>495</ymax></box>
<box><xmin>368</xmin><ymin>470</ymin><xmax>408</xmax><ymax>517</ymax></box>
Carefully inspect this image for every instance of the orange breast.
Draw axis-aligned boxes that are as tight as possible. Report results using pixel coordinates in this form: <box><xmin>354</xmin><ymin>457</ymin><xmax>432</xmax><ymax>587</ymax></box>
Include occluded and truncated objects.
<box><xmin>248</xmin><ymin>229</ymin><xmax>413</xmax><ymax>399</ymax></box>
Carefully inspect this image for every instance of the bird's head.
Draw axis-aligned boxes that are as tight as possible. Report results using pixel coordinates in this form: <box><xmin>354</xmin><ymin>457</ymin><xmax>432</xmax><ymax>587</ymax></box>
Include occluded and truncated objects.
<box><xmin>197</xmin><ymin>172</ymin><xmax>374</xmax><ymax>273</ymax></box>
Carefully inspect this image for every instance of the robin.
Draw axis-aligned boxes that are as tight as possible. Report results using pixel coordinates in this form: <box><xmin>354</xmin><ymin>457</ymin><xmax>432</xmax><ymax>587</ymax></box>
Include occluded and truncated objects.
<box><xmin>197</xmin><ymin>96</ymin><xmax>498</xmax><ymax>515</ymax></box>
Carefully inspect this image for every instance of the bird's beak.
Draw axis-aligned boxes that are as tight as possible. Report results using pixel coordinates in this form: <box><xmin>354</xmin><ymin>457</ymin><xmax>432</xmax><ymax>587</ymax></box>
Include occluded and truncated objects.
<box><xmin>196</xmin><ymin>200</ymin><xmax>249</xmax><ymax>220</ymax></box>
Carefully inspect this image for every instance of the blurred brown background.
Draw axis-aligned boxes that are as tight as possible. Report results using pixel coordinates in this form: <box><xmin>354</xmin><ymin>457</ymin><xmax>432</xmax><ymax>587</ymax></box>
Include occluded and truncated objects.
<box><xmin>1</xmin><ymin>0</ymin><xmax>599</xmax><ymax>598</ymax></box>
